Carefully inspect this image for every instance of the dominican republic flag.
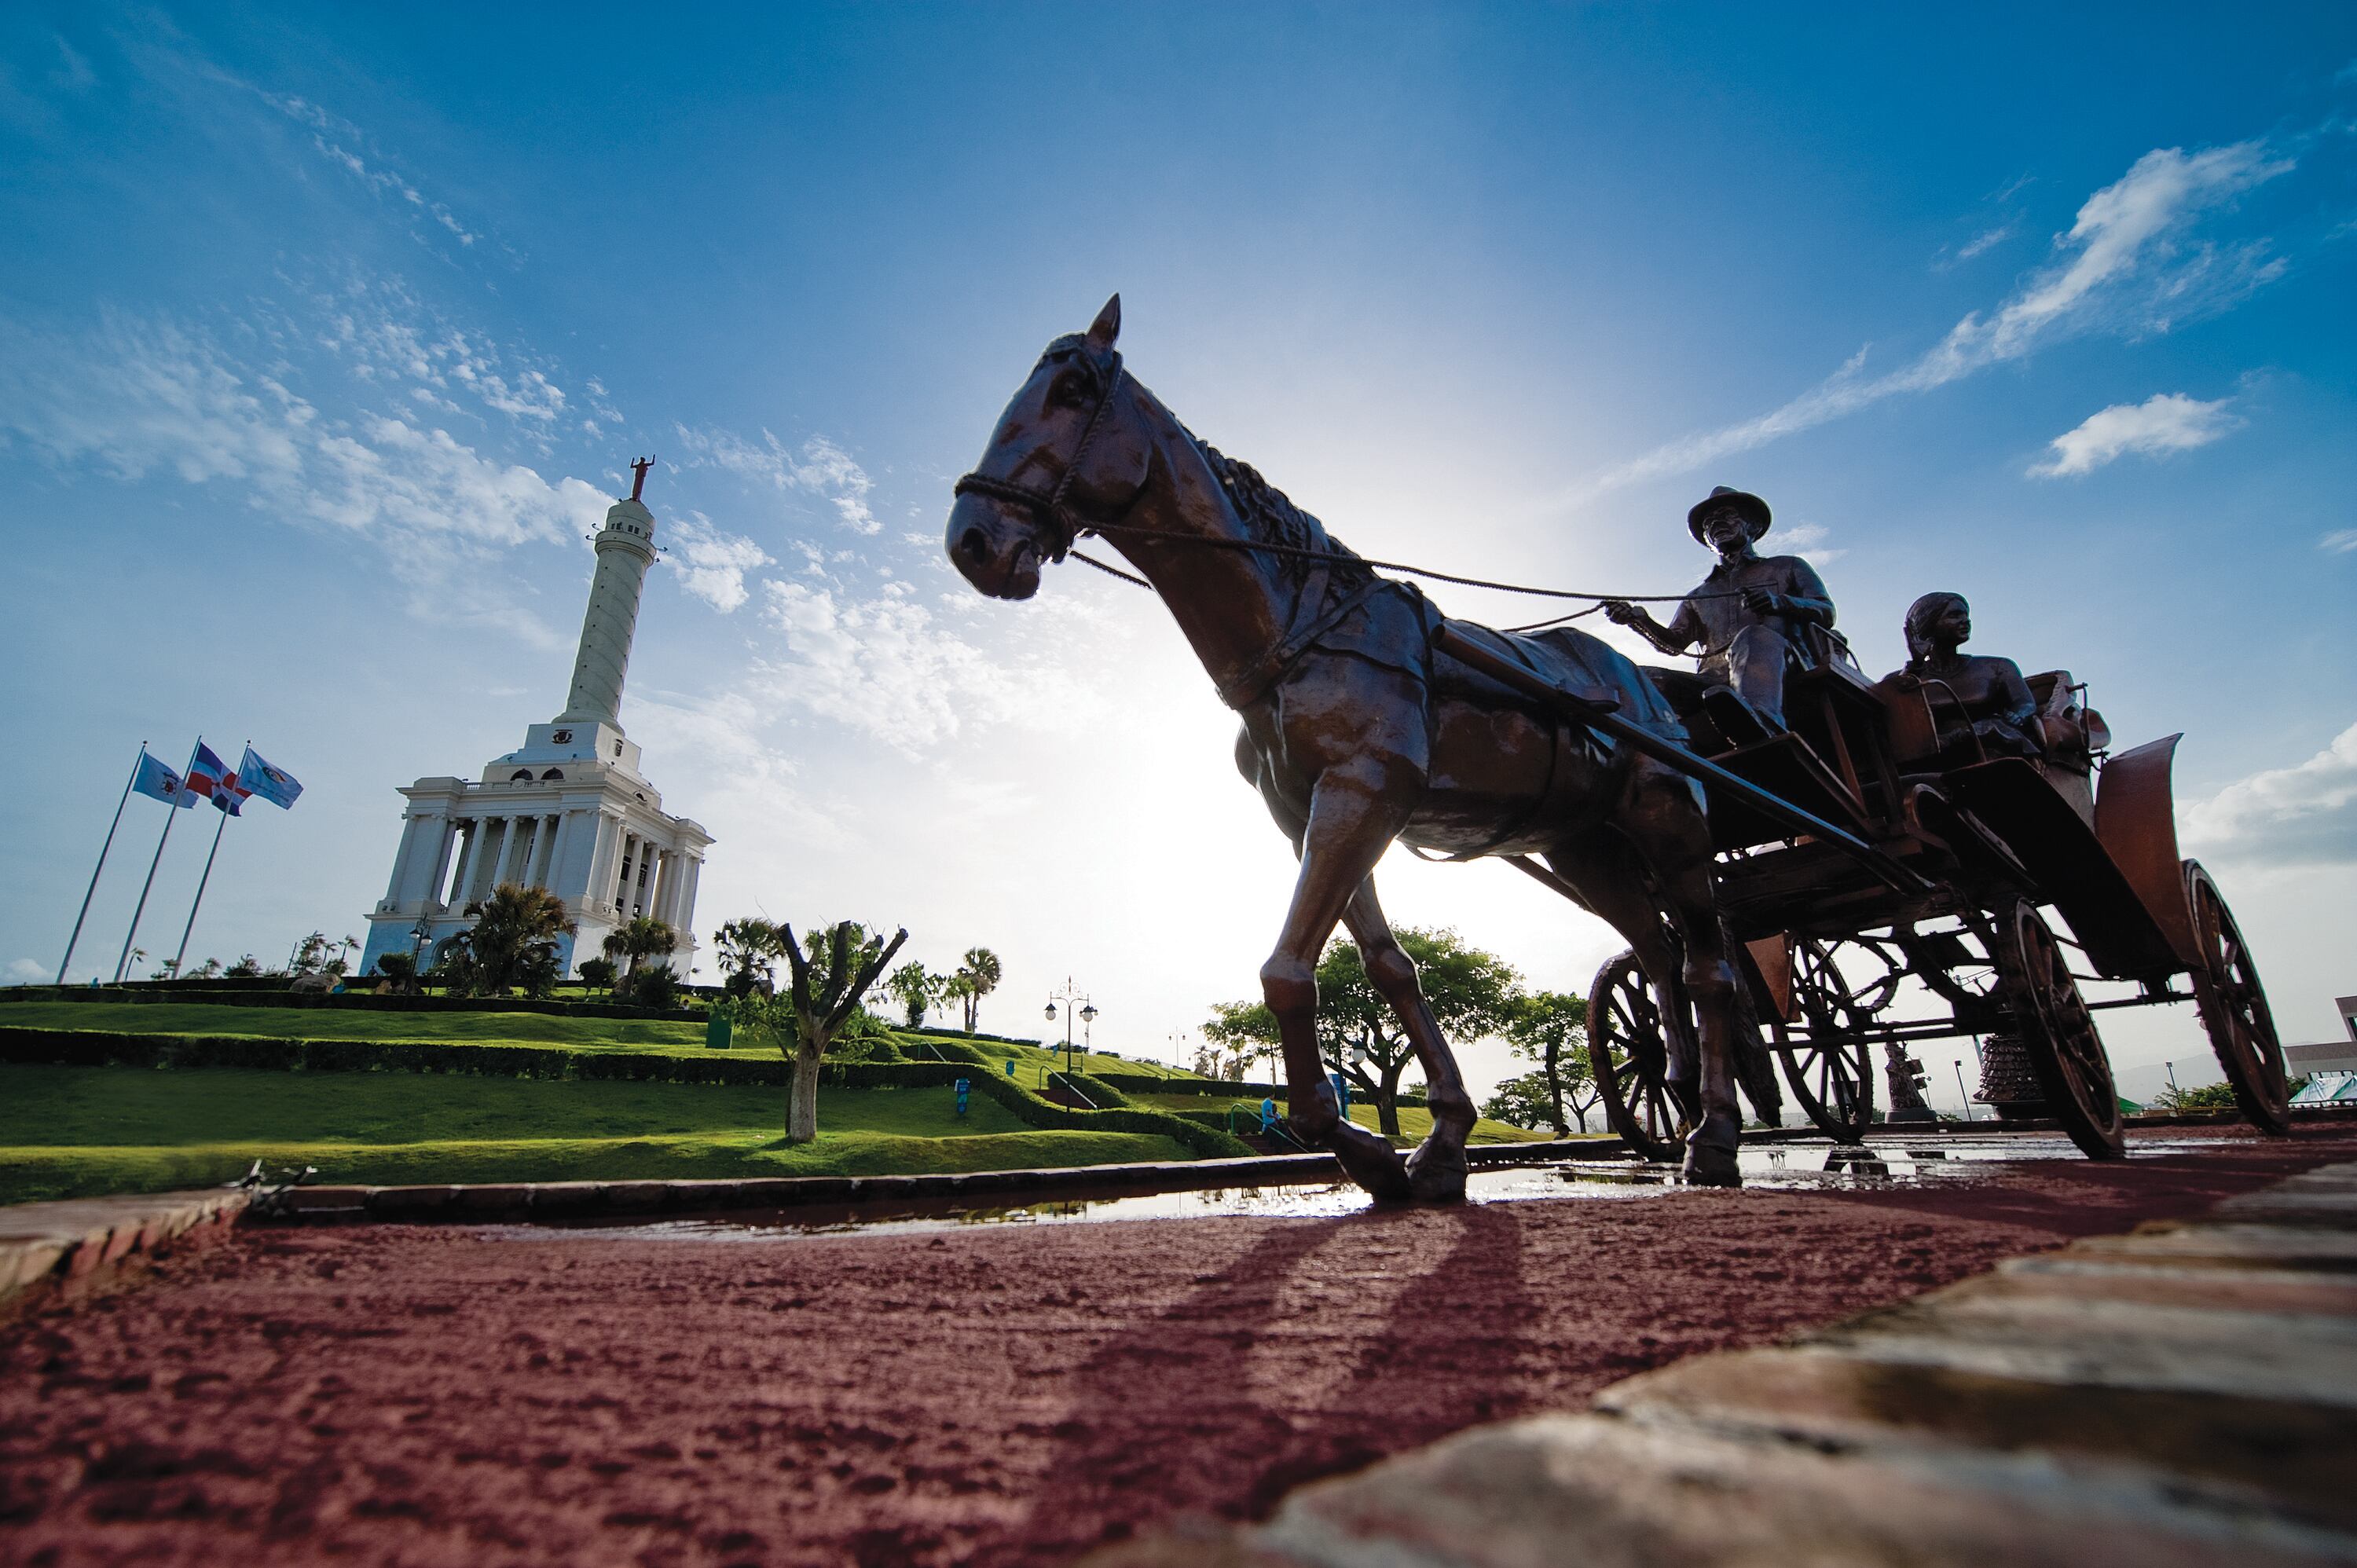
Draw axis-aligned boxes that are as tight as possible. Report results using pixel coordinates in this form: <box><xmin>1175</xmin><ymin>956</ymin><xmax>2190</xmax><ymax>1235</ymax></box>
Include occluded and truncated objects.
<box><xmin>183</xmin><ymin>743</ymin><xmax>233</xmax><ymax>811</ymax></box>
<box><xmin>238</xmin><ymin>746</ymin><xmax>303</xmax><ymax>809</ymax></box>
<box><xmin>211</xmin><ymin>768</ymin><xmax>254</xmax><ymax>816</ymax></box>
<box><xmin>130</xmin><ymin>750</ymin><xmax>193</xmax><ymax>808</ymax></box>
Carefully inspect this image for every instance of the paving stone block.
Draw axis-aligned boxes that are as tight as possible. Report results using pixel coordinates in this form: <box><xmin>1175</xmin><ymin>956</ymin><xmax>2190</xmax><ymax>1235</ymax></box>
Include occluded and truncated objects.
<box><xmin>1252</xmin><ymin>1411</ymin><xmax>2348</xmax><ymax>1568</ymax></box>
<box><xmin>365</xmin><ymin>1185</ymin><xmax>460</xmax><ymax>1219</ymax></box>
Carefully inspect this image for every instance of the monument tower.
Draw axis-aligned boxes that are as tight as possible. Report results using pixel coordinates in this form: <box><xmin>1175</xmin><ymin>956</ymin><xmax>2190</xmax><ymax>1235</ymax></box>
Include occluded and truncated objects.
<box><xmin>359</xmin><ymin>459</ymin><xmax>713</xmax><ymax>980</ymax></box>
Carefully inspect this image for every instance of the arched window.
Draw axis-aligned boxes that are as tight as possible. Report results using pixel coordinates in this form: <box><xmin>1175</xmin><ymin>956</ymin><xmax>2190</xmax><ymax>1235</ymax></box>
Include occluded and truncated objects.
<box><xmin>510</xmin><ymin>769</ymin><xmax>533</xmax><ymax>782</ymax></box>
<box><xmin>540</xmin><ymin>768</ymin><xmax>564</xmax><ymax>781</ymax></box>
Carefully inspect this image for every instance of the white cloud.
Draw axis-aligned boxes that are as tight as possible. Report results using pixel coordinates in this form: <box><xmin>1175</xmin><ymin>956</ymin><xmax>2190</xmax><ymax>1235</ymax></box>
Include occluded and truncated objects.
<box><xmin>755</xmin><ymin>581</ymin><xmax>1096</xmax><ymax>756</ymax></box>
<box><xmin>1774</xmin><ymin>522</ymin><xmax>1846</xmax><ymax>565</ymax></box>
<box><xmin>2322</xmin><ymin>529</ymin><xmax>2357</xmax><ymax>554</ymax></box>
<box><xmin>666</xmin><ymin>511</ymin><xmax>772</xmax><ymax>613</ymax></box>
<box><xmin>1951</xmin><ymin>222</ymin><xmax>2016</xmax><ymax>263</ymax></box>
<box><xmin>673</xmin><ymin>424</ymin><xmax>882</xmax><ymax>533</ymax></box>
<box><xmin>2029</xmin><ymin>391</ymin><xmax>2241</xmax><ymax>478</ymax></box>
<box><xmin>2183</xmin><ymin>721</ymin><xmax>2357</xmax><ymax>867</ymax></box>
<box><xmin>5</xmin><ymin>958</ymin><xmax>45</xmax><ymax>983</ymax></box>
<box><xmin>0</xmin><ymin>313</ymin><xmax>608</xmax><ymax>621</ymax></box>
<box><xmin>1571</xmin><ymin>139</ymin><xmax>2293</xmax><ymax>501</ymax></box>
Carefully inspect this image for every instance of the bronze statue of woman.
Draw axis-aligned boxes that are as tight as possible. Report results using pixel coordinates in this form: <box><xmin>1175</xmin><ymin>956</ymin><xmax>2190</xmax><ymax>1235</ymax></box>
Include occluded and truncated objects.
<box><xmin>1890</xmin><ymin>591</ymin><xmax>2042</xmax><ymax>766</ymax></box>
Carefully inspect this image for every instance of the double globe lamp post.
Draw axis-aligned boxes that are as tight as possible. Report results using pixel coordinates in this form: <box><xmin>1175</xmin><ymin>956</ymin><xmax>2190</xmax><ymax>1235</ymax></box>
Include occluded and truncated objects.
<box><xmin>1044</xmin><ymin>978</ymin><xmax>1097</xmax><ymax>1077</ymax></box>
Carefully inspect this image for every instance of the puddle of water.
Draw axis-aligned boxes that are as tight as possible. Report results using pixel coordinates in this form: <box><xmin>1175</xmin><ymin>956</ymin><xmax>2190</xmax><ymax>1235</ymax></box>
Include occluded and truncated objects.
<box><xmin>484</xmin><ymin>1133</ymin><xmax>2224</xmax><ymax>1245</ymax></box>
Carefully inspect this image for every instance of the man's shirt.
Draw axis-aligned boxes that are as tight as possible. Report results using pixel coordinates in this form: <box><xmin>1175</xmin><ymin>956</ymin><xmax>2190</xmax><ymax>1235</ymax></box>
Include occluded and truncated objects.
<box><xmin>1664</xmin><ymin>552</ymin><xmax>1835</xmax><ymax>669</ymax></box>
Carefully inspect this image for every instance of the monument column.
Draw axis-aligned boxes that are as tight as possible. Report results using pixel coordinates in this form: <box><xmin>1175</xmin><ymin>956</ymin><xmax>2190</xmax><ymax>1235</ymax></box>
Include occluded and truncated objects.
<box><xmin>557</xmin><ymin>459</ymin><xmax>660</xmax><ymax>731</ymax></box>
<box><xmin>383</xmin><ymin>816</ymin><xmax>427</xmax><ymax>904</ymax></box>
<box><xmin>451</xmin><ymin>820</ymin><xmax>486</xmax><ymax>907</ymax></box>
<box><xmin>428</xmin><ymin>818</ymin><xmax>460</xmax><ymax>907</ymax></box>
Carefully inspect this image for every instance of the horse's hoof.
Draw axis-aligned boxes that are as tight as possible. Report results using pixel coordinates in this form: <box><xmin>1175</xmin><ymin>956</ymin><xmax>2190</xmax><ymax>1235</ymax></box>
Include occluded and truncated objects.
<box><xmin>1405</xmin><ymin>1141</ymin><xmax>1469</xmax><ymax>1204</ymax></box>
<box><xmin>1682</xmin><ymin>1141</ymin><xmax>1742</xmax><ymax>1188</ymax></box>
<box><xmin>1331</xmin><ymin>1126</ymin><xmax>1414</xmax><ymax>1203</ymax></box>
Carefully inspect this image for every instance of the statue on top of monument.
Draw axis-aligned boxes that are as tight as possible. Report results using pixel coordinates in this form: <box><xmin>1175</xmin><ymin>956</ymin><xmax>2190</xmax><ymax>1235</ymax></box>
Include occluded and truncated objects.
<box><xmin>1602</xmin><ymin>485</ymin><xmax>1837</xmax><ymax>743</ymax></box>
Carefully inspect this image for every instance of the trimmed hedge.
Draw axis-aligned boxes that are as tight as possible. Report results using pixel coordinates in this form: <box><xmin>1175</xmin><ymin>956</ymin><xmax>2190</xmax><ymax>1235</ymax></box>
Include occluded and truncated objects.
<box><xmin>1</xmin><ymin>984</ymin><xmax>702</xmax><ymax>1023</ymax></box>
<box><xmin>0</xmin><ymin>1027</ymin><xmax>1254</xmax><ymax>1159</ymax></box>
<box><xmin>1091</xmin><ymin>1070</ymin><xmax>1428</xmax><ymax>1109</ymax></box>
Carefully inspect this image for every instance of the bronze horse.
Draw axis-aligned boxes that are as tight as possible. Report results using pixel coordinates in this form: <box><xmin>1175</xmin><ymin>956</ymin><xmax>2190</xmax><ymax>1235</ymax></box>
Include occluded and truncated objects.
<box><xmin>947</xmin><ymin>297</ymin><xmax>1749</xmax><ymax>1200</ymax></box>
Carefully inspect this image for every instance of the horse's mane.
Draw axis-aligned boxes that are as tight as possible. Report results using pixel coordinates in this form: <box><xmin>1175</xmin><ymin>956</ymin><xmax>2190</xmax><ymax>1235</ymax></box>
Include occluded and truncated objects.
<box><xmin>1188</xmin><ymin>433</ymin><xmax>1376</xmax><ymax>595</ymax></box>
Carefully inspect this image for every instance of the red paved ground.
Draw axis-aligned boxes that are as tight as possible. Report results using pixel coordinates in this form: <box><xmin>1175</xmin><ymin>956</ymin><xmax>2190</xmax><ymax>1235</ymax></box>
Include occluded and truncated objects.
<box><xmin>4</xmin><ymin>1126</ymin><xmax>2351</xmax><ymax>1567</ymax></box>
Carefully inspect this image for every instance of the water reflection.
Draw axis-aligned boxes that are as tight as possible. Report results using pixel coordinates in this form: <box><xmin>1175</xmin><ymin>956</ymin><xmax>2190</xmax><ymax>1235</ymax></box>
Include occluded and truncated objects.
<box><xmin>486</xmin><ymin>1134</ymin><xmax>2209</xmax><ymax>1244</ymax></box>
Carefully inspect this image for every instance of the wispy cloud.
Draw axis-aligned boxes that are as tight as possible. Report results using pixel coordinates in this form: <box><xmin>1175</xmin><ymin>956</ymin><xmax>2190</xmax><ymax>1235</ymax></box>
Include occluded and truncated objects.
<box><xmin>2322</xmin><ymin>529</ymin><xmax>2357</xmax><ymax>555</ymax></box>
<box><xmin>247</xmin><ymin>90</ymin><xmax>480</xmax><ymax>248</ymax></box>
<box><xmin>674</xmin><ymin>424</ymin><xmax>881</xmax><ymax>533</ymax></box>
<box><xmin>0</xmin><ymin>311</ymin><xmax>603</xmax><ymax>631</ymax></box>
<box><xmin>1774</xmin><ymin>522</ymin><xmax>1846</xmax><ymax>565</ymax></box>
<box><xmin>1568</xmin><ymin>138</ymin><xmax>2294</xmax><ymax>502</ymax></box>
<box><xmin>1940</xmin><ymin>221</ymin><xmax>2017</xmax><ymax>268</ymax></box>
<box><xmin>2183</xmin><ymin>721</ymin><xmax>2357</xmax><ymax>867</ymax></box>
<box><xmin>2029</xmin><ymin>391</ymin><xmax>2240</xmax><ymax>478</ymax></box>
<box><xmin>755</xmin><ymin>581</ymin><xmax>1096</xmax><ymax>756</ymax></box>
<box><xmin>667</xmin><ymin>511</ymin><xmax>772</xmax><ymax>612</ymax></box>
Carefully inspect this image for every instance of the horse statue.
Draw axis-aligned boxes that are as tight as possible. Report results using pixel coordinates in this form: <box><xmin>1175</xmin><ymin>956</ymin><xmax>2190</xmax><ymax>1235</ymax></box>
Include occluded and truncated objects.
<box><xmin>945</xmin><ymin>296</ymin><xmax>1749</xmax><ymax>1200</ymax></box>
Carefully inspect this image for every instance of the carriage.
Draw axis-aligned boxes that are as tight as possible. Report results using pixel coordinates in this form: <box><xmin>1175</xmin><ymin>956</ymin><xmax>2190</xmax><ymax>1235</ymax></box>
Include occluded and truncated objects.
<box><xmin>1431</xmin><ymin>623</ymin><xmax>2289</xmax><ymax>1163</ymax></box>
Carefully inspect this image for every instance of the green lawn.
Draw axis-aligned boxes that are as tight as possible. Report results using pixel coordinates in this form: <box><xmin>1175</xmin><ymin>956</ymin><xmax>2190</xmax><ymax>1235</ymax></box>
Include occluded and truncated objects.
<box><xmin>0</xmin><ymin>1064</ymin><xmax>1190</xmax><ymax>1204</ymax></box>
<box><xmin>1</xmin><ymin>999</ymin><xmax>710</xmax><ymax>1051</ymax></box>
<box><xmin>896</xmin><ymin>1031</ymin><xmax>1199</xmax><ymax>1083</ymax></box>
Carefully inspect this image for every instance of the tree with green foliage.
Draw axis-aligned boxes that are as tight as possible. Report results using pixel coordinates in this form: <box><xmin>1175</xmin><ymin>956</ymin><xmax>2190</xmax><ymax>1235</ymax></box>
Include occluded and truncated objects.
<box><xmin>443</xmin><ymin>884</ymin><xmax>577</xmax><ymax>998</ymax></box>
<box><xmin>225</xmin><ymin>955</ymin><xmax>262</xmax><ymax>978</ymax></box>
<box><xmin>955</xmin><ymin>947</ymin><xmax>1002</xmax><ymax>1033</ymax></box>
<box><xmin>715</xmin><ymin>918</ymin><xmax>786</xmax><ymax>998</ymax></box>
<box><xmin>1206</xmin><ymin>928</ymin><xmax>1522</xmax><ymax>1135</ymax></box>
<box><xmin>884</xmin><ymin>960</ymin><xmax>941</xmax><ymax>1028</ymax></box>
<box><xmin>1505</xmin><ymin>990</ymin><xmax>1597</xmax><ymax>1133</ymax></box>
<box><xmin>575</xmin><ymin>955</ymin><xmax>617</xmax><ymax>992</ymax></box>
<box><xmin>1483</xmin><ymin>1071</ymin><xmax>1560</xmax><ymax>1131</ymax></box>
<box><xmin>375</xmin><ymin>951</ymin><xmax>420</xmax><ymax>995</ymax></box>
<box><xmin>1202</xmin><ymin>1000</ymin><xmax>1285</xmax><ymax>1086</ymax></box>
<box><xmin>602</xmin><ymin>915</ymin><xmax>679</xmax><ymax>979</ymax></box>
<box><xmin>739</xmin><ymin>920</ymin><xmax>908</xmax><ymax>1143</ymax></box>
<box><xmin>2148</xmin><ymin>1079</ymin><xmax>2241</xmax><ymax>1112</ymax></box>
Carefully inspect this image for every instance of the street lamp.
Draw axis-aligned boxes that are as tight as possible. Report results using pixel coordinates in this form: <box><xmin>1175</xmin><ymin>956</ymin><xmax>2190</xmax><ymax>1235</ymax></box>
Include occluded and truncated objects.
<box><xmin>1044</xmin><ymin>977</ymin><xmax>1097</xmax><ymax>1075</ymax></box>
<box><xmin>1952</xmin><ymin>1060</ymin><xmax>1974</xmax><ymax>1123</ymax></box>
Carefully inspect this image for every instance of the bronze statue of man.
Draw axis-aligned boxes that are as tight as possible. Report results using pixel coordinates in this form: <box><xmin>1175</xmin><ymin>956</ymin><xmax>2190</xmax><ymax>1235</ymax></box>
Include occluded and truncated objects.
<box><xmin>1604</xmin><ymin>486</ymin><xmax>1835</xmax><ymax>738</ymax></box>
<box><xmin>1887</xmin><ymin>590</ymin><xmax>2042</xmax><ymax>764</ymax></box>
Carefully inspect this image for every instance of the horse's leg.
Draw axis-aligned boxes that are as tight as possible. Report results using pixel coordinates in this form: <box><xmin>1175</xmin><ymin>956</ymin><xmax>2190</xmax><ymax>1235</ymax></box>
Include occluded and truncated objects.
<box><xmin>1339</xmin><ymin>879</ymin><xmax>1476</xmax><ymax>1203</ymax></box>
<box><xmin>1541</xmin><ymin>830</ymin><xmax>1695</xmax><ymax>1107</ymax></box>
<box><xmin>1619</xmin><ymin>761</ymin><xmax>1745</xmax><ymax>1186</ymax></box>
<box><xmin>1262</xmin><ymin>768</ymin><xmax>1417</xmax><ymax>1202</ymax></box>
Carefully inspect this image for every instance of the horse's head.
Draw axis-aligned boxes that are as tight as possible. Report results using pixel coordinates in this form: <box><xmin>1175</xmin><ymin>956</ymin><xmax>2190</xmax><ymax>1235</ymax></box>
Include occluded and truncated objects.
<box><xmin>947</xmin><ymin>295</ymin><xmax>1149</xmax><ymax>600</ymax></box>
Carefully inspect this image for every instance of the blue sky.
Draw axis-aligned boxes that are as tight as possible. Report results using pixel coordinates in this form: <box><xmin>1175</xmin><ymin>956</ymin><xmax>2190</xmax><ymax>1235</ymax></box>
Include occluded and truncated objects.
<box><xmin>3</xmin><ymin>2</ymin><xmax>2352</xmax><ymax>1108</ymax></box>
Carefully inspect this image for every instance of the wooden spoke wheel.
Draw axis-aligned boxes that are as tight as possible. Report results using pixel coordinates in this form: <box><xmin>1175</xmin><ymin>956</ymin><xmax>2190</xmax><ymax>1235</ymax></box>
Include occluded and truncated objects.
<box><xmin>1993</xmin><ymin>901</ymin><xmax>2125</xmax><ymax>1160</ymax></box>
<box><xmin>1772</xmin><ymin>938</ymin><xmax>1875</xmax><ymax>1145</ymax></box>
<box><xmin>1585</xmin><ymin>951</ymin><xmax>1691</xmax><ymax>1164</ymax></box>
<box><xmin>2183</xmin><ymin>860</ymin><xmax>2290</xmax><ymax>1136</ymax></box>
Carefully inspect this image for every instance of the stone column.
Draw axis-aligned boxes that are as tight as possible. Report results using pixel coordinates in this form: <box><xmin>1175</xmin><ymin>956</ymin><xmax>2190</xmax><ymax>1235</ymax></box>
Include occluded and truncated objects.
<box><xmin>585</xmin><ymin>815</ymin><xmax>621</xmax><ymax>914</ymax></box>
<box><xmin>495</xmin><ymin>816</ymin><xmax>528</xmax><ymax>889</ymax></box>
<box><xmin>675</xmin><ymin>857</ymin><xmax>703</xmax><ymax>947</ymax></box>
<box><xmin>383</xmin><ymin>815</ymin><xmax>427</xmax><ymax>904</ymax></box>
<box><xmin>450</xmin><ymin>819</ymin><xmax>486</xmax><ymax>908</ymax></box>
<box><xmin>427</xmin><ymin>818</ymin><xmax>460</xmax><ymax>907</ymax></box>
<box><xmin>529</xmin><ymin>814</ymin><xmax>560</xmax><ymax>888</ymax></box>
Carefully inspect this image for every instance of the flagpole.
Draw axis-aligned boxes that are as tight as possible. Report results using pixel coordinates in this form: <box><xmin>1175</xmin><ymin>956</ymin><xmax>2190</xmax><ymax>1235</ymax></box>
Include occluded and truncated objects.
<box><xmin>172</xmin><ymin>805</ymin><xmax>231</xmax><ymax>980</ymax></box>
<box><xmin>57</xmin><ymin>743</ymin><xmax>147</xmax><ymax>984</ymax></box>
<box><xmin>116</xmin><ymin>737</ymin><xmax>201</xmax><ymax>984</ymax></box>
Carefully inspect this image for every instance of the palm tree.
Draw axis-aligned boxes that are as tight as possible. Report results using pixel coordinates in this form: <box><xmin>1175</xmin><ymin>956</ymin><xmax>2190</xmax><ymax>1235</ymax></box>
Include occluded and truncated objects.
<box><xmin>957</xmin><ymin>947</ymin><xmax>1003</xmax><ymax>1034</ymax></box>
<box><xmin>716</xmin><ymin>917</ymin><xmax>785</xmax><ymax>998</ymax></box>
<box><xmin>449</xmin><ymin>884</ymin><xmax>577</xmax><ymax>997</ymax></box>
<box><xmin>601</xmin><ymin>915</ymin><xmax>679</xmax><ymax>978</ymax></box>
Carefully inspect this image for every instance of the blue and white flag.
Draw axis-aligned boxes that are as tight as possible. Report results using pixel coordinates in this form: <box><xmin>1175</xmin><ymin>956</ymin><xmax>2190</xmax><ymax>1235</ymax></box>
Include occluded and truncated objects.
<box><xmin>237</xmin><ymin>746</ymin><xmax>303</xmax><ymax>809</ymax></box>
<box><xmin>130</xmin><ymin>750</ymin><xmax>193</xmax><ymax>808</ymax></box>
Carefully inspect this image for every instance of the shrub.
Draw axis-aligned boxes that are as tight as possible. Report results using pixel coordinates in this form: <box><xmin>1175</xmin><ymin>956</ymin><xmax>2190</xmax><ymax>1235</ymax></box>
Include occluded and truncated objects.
<box><xmin>618</xmin><ymin>963</ymin><xmax>683</xmax><ymax>1009</ymax></box>
<box><xmin>576</xmin><ymin>956</ymin><xmax>618</xmax><ymax>991</ymax></box>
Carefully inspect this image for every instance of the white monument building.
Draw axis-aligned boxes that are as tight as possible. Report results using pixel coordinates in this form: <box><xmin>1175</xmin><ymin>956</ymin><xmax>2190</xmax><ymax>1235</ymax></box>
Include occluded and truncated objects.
<box><xmin>360</xmin><ymin>460</ymin><xmax>713</xmax><ymax>980</ymax></box>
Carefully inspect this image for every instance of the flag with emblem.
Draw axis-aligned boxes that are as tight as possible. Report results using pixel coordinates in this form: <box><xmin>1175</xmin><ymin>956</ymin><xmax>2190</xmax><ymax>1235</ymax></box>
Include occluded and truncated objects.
<box><xmin>130</xmin><ymin>750</ymin><xmax>195</xmax><ymax>808</ymax></box>
<box><xmin>237</xmin><ymin>746</ymin><xmax>303</xmax><ymax>810</ymax></box>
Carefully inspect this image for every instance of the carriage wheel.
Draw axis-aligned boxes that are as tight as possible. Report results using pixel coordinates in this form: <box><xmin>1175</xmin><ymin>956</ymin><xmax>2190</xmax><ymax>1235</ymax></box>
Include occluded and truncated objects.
<box><xmin>1992</xmin><ymin>901</ymin><xmax>2125</xmax><ymax>1160</ymax></box>
<box><xmin>2183</xmin><ymin>861</ymin><xmax>2289</xmax><ymax>1136</ymax></box>
<box><xmin>1585</xmin><ymin>951</ymin><xmax>1690</xmax><ymax>1163</ymax></box>
<box><xmin>1773</xmin><ymin>938</ymin><xmax>1875</xmax><ymax>1145</ymax></box>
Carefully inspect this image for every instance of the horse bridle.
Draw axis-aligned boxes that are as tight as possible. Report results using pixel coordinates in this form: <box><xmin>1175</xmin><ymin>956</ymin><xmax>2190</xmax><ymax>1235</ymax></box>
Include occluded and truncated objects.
<box><xmin>951</xmin><ymin>344</ymin><xmax>1127</xmax><ymax>563</ymax></box>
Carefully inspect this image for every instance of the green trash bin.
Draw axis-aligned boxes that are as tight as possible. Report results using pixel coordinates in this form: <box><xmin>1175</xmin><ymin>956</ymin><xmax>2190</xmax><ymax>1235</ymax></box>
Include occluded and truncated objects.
<box><xmin>705</xmin><ymin>1009</ymin><xmax>734</xmax><ymax>1050</ymax></box>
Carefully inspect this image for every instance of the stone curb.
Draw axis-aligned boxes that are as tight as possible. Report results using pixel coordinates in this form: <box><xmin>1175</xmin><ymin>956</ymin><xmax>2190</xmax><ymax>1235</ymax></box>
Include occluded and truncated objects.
<box><xmin>248</xmin><ymin>1137</ymin><xmax>1650</xmax><ymax>1226</ymax></box>
<box><xmin>0</xmin><ymin>1188</ymin><xmax>251</xmax><ymax>1325</ymax></box>
<box><xmin>1081</xmin><ymin>1151</ymin><xmax>2357</xmax><ymax>1566</ymax></box>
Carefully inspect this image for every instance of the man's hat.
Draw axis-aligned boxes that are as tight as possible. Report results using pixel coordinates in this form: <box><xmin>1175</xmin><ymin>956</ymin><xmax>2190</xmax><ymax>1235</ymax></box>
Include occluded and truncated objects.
<box><xmin>1688</xmin><ymin>485</ymin><xmax>1772</xmax><ymax>544</ymax></box>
